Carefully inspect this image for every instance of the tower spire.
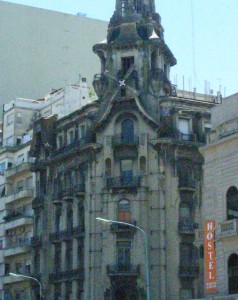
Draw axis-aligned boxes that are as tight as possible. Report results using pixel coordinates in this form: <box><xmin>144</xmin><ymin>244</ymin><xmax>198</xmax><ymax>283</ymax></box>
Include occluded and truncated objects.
<box><xmin>115</xmin><ymin>0</ymin><xmax>155</xmax><ymax>16</ymax></box>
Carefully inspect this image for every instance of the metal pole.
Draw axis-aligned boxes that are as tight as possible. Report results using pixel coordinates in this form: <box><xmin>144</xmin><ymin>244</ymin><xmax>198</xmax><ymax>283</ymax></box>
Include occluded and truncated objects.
<box><xmin>96</xmin><ymin>218</ymin><xmax>150</xmax><ymax>300</ymax></box>
<box><xmin>9</xmin><ymin>273</ymin><xmax>42</xmax><ymax>299</ymax></box>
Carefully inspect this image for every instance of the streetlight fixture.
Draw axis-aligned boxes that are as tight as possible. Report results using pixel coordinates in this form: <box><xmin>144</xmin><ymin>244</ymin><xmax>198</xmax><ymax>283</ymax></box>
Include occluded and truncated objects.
<box><xmin>96</xmin><ymin>217</ymin><xmax>150</xmax><ymax>300</ymax></box>
<box><xmin>9</xmin><ymin>273</ymin><xmax>42</xmax><ymax>299</ymax></box>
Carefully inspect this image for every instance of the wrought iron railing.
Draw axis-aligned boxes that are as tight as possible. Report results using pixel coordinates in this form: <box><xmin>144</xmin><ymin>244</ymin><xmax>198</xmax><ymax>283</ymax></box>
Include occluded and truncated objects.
<box><xmin>49</xmin><ymin>225</ymin><xmax>84</xmax><ymax>242</ymax></box>
<box><xmin>5</xmin><ymin>237</ymin><xmax>32</xmax><ymax>250</ymax></box>
<box><xmin>178</xmin><ymin>219</ymin><xmax>195</xmax><ymax>233</ymax></box>
<box><xmin>179</xmin><ymin>265</ymin><xmax>199</xmax><ymax>277</ymax></box>
<box><xmin>111</xmin><ymin>135</ymin><xmax>139</xmax><ymax>147</ymax></box>
<box><xmin>107</xmin><ymin>176</ymin><xmax>141</xmax><ymax>189</ymax></box>
<box><xmin>107</xmin><ymin>264</ymin><xmax>140</xmax><ymax>275</ymax></box>
<box><xmin>49</xmin><ymin>268</ymin><xmax>84</xmax><ymax>282</ymax></box>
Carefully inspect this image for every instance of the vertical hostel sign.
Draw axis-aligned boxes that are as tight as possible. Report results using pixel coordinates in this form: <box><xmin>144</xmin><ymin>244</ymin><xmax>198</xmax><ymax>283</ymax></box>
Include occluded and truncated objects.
<box><xmin>204</xmin><ymin>220</ymin><xmax>217</xmax><ymax>293</ymax></box>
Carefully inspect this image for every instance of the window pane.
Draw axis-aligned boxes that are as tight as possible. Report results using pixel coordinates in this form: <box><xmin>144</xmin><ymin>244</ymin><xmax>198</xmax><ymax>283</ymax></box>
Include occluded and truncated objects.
<box><xmin>179</xmin><ymin>118</ymin><xmax>189</xmax><ymax>134</ymax></box>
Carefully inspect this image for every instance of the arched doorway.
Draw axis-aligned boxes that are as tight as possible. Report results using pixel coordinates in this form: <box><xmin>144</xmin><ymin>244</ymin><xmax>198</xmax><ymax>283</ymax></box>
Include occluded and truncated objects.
<box><xmin>227</xmin><ymin>186</ymin><xmax>238</xmax><ymax>220</ymax></box>
<box><xmin>228</xmin><ymin>253</ymin><xmax>238</xmax><ymax>294</ymax></box>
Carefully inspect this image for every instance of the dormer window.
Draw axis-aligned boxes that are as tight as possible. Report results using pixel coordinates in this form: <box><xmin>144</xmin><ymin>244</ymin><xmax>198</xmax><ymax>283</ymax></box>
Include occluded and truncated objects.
<box><xmin>121</xmin><ymin>56</ymin><xmax>134</xmax><ymax>75</ymax></box>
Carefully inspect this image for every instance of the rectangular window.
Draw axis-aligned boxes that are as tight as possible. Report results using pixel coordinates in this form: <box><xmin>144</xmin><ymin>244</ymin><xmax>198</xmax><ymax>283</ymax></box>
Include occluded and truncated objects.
<box><xmin>55</xmin><ymin>244</ymin><xmax>62</xmax><ymax>273</ymax></box>
<box><xmin>80</xmin><ymin>125</ymin><xmax>86</xmax><ymax>138</ymax></box>
<box><xmin>121</xmin><ymin>56</ymin><xmax>134</xmax><ymax>75</ymax></box>
<box><xmin>204</xmin><ymin>122</ymin><xmax>211</xmax><ymax>133</ymax></box>
<box><xmin>7</xmin><ymin>113</ymin><xmax>14</xmax><ymax>126</ymax></box>
<box><xmin>26</xmin><ymin>177</ymin><xmax>33</xmax><ymax>189</ymax></box>
<box><xmin>16</xmin><ymin>137</ymin><xmax>22</xmax><ymax>146</ymax></box>
<box><xmin>17</xmin><ymin>180</ymin><xmax>24</xmax><ymax>192</ymax></box>
<box><xmin>0</xmin><ymin>162</ymin><xmax>6</xmax><ymax>173</ymax></box>
<box><xmin>16</xmin><ymin>112</ymin><xmax>22</xmax><ymax>124</ymax></box>
<box><xmin>65</xmin><ymin>241</ymin><xmax>73</xmax><ymax>271</ymax></box>
<box><xmin>16</xmin><ymin>154</ymin><xmax>24</xmax><ymax>165</ymax></box>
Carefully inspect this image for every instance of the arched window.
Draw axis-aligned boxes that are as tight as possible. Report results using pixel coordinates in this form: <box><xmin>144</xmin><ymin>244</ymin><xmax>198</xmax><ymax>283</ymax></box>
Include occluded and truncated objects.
<box><xmin>105</xmin><ymin>158</ymin><xmax>112</xmax><ymax>177</ymax></box>
<box><xmin>227</xmin><ymin>186</ymin><xmax>238</xmax><ymax>220</ymax></box>
<box><xmin>121</xmin><ymin>119</ymin><xmax>134</xmax><ymax>143</ymax></box>
<box><xmin>140</xmin><ymin>156</ymin><xmax>146</xmax><ymax>174</ymax></box>
<box><xmin>228</xmin><ymin>253</ymin><xmax>238</xmax><ymax>294</ymax></box>
<box><xmin>118</xmin><ymin>199</ymin><xmax>131</xmax><ymax>222</ymax></box>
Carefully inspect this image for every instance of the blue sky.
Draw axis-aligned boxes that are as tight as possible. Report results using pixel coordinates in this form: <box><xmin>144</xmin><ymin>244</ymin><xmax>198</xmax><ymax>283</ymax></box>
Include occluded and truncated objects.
<box><xmin>4</xmin><ymin>0</ymin><xmax>238</xmax><ymax>96</ymax></box>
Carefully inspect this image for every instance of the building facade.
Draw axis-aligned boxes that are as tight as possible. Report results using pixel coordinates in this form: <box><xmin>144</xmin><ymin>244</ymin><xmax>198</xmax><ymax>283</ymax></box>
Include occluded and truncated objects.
<box><xmin>200</xmin><ymin>93</ymin><xmax>238</xmax><ymax>298</ymax></box>
<box><xmin>0</xmin><ymin>1</ymin><xmax>108</xmax><ymax>116</ymax></box>
<box><xmin>30</xmin><ymin>1</ymin><xmax>221</xmax><ymax>299</ymax></box>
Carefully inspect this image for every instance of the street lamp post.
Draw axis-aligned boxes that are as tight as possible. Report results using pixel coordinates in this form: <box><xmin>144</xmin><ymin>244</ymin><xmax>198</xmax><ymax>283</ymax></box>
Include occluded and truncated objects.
<box><xmin>96</xmin><ymin>217</ymin><xmax>150</xmax><ymax>300</ymax></box>
<box><xmin>9</xmin><ymin>273</ymin><xmax>42</xmax><ymax>299</ymax></box>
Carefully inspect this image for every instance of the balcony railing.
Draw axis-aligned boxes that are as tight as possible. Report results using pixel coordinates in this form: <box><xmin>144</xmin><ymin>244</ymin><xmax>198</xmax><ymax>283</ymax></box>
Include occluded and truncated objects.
<box><xmin>111</xmin><ymin>220</ymin><xmax>137</xmax><ymax>234</ymax></box>
<box><xmin>49</xmin><ymin>268</ymin><xmax>84</xmax><ymax>283</ymax></box>
<box><xmin>49</xmin><ymin>225</ymin><xmax>84</xmax><ymax>243</ymax></box>
<box><xmin>107</xmin><ymin>264</ymin><xmax>140</xmax><ymax>276</ymax></box>
<box><xmin>177</xmin><ymin>132</ymin><xmax>197</xmax><ymax>143</ymax></box>
<box><xmin>5</xmin><ymin>237</ymin><xmax>32</xmax><ymax>250</ymax></box>
<box><xmin>52</xmin><ymin>184</ymin><xmax>85</xmax><ymax>202</ymax></box>
<box><xmin>32</xmin><ymin>195</ymin><xmax>44</xmax><ymax>209</ymax></box>
<box><xmin>107</xmin><ymin>176</ymin><xmax>141</xmax><ymax>189</ymax></box>
<box><xmin>5</xmin><ymin>189</ymin><xmax>33</xmax><ymax>204</ymax></box>
<box><xmin>111</xmin><ymin>135</ymin><xmax>139</xmax><ymax>148</ymax></box>
<box><xmin>178</xmin><ymin>176</ymin><xmax>196</xmax><ymax>190</ymax></box>
<box><xmin>178</xmin><ymin>219</ymin><xmax>195</xmax><ymax>234</ymax></box>
<box><xmin>4</xmin><ymin>208</ymin><xmax>33</xmax><ymax>223</ymax></box>
<box><xmin>179</xmin><ymin>265</ymin><xmax>199</xmax><ymax>277</ymax></box>
<box><xmin>5</xmin><ymin>162</ymin><xmax>32</xmax><ymax>178</ymax></box>
<box><xmin>218</xmin><ymin>219</ymin><xmax>238</xmax><ymax>238</ymax></box>
<box><xmin>52</xmin><ymin>136</ymin><xmax>93</xmax><ymax>158</ymax></box>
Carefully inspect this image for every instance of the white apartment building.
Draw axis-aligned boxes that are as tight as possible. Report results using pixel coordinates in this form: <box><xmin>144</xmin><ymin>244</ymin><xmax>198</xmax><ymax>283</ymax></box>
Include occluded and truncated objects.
<box><xmin>0</xmin><ymin>79</ymin><xmax>94</xmax><ymax>299</ymax></box>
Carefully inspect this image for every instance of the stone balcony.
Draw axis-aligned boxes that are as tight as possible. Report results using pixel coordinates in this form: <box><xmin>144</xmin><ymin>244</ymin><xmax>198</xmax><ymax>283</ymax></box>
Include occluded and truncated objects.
<box><xmin>4</xmin><ymin>237</ymin><xmax>32</xmax><ymax>257</ymax></box>
<box><xmin>5</xmin><ymin>189</ymin><xmax>33</xmax><ymax>205</ymax></box>
<box><xmin>4</xmin><ymin>216</ymin><xmax>33</xmax><ymax>230</ymax></box>
<box><xmin>111</xmin><ymin>135</ymin><xmax>139</xmax><ymax>148</ymax></box>
<box><xmin>5</xmin><ymin>162</ymin><xmax>32</xmax><ymax>179</ymax></box>
<box><xmin>217</xmin><ymin>219</ymin><xmax>238</xmax><ymax>239</ymax></box>
<box><xmin>110</xmin><ymin>220</ymin><xmax>137</xmax><ymax>234</ymax></box>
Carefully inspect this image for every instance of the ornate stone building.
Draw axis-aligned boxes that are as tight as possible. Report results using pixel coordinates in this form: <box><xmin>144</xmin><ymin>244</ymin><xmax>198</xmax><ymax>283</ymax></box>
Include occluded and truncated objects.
<box><xmin>30</xmin><ymin>1</ymin><xmax>221</xmax><ymax>299</ymax></box>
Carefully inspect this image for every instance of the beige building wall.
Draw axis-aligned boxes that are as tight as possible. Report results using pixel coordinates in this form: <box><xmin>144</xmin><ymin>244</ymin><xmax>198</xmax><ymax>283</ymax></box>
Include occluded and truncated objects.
<box><xmin>200</xmin><ymin>94</ymin><xmax>238</xmax><ymax>298</ymax></box>
<box><xmin>0</xmin><ymin>1</ymin><xmax>108</xmax><ymax>116</ymax></box>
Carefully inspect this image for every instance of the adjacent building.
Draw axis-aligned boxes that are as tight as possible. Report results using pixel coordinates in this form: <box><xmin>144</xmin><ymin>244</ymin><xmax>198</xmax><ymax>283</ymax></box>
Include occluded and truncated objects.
<box><xmin>200</xmin><ymin>93</ymin><xmax>238</xmax><ymax>298</ymax></box>
<box><xmin>0</xmin><ymin>1</ymin><xmax>108</xmax><ymax>116</ymax></box>
<box><xmin>30</xmin><ymin>1</ymin><xmax>221</xmax><ymax>299</ymax></box>
<box><xmin>0</xmin><ymin>79</ymin><xmax>92</xmax><ymax>299</ymax></box>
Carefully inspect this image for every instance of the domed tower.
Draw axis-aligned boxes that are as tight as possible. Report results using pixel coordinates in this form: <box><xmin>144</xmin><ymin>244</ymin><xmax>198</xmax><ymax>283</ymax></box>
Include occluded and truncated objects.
<box><xmin>93</xmin><ymin>0</ymin><xmax>176</xmax><ymax>121</ymax></box>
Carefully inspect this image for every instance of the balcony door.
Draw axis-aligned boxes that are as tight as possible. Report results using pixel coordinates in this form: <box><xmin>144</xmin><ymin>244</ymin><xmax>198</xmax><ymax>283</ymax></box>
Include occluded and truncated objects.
<box><xmin>120</xmin><ymin>160</ymin><xmax>133</xmax><ymax>186</ymax></box>
<box><xmin>117</xmin><ymin>241</ymin><xmax>131</xmax><ymax>271</ymax></box>
<box><xmin>121</xmin><ymin>119</ymin><xmax>134</xmax><ymax>143</ymax></box>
